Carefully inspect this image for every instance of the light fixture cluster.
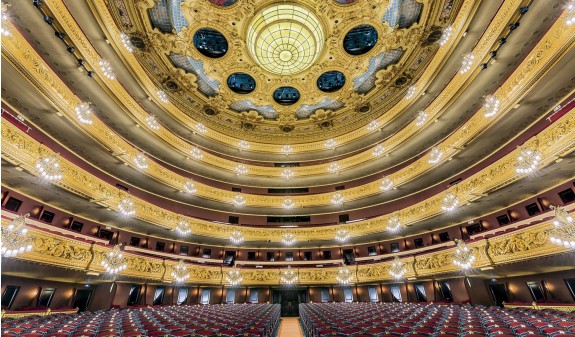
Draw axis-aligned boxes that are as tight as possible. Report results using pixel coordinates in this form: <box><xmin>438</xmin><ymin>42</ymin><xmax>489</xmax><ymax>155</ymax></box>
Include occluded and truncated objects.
<box><xmin>459</xmin><ymin>53</ymin><xmax>474</xmax><ymax>74</ymax></box>
<box><xmin>133</xmin><ymin>152</ymin><xmax>148</xmax><ymax>169</ymax></box>
<box><xmin>405</xmin><ymin>85</ymin><xmax>416</xmax><ymax>100</ymax></box>
<box><xmin>281</xmin><ymin>145</ymin><xmax>293</xmax><ymax>154</ymax></box>
<box><xmin>235</xmin><ymin>164</ymin><xmax>248</xmax><ymax>175</ymax></box>
<box><xmin>567</xmin><ymin>1</ymin><xmax>575</xmax><ymax>26</ymax></box>
<box><xmin>101</xmin><ymin>245</ymin><xmax>128</xmax><ymax>275</ymax></box>
<box><xmin>428</xmin><ymin>147</ymin><xmax>443</xmax><ymax>164</ymax></box>
<box><xmin>438</xmin><ymin>25</ymin><xmax>452</xmax><ymax>46</ymax></box>
<box><xmin>232</xmin><ymin>194</ymin><xmax>246</xmax><ymax>207</ymax></box>
<box><xmin>325</xmin><ymin>138</ymin><xmax>337</xmax><ymax>149</ymax></box>
<box><xmin>175</xmin><ymin>220</ymin><xmax>192</xmax><ymax>236</ymax></box>
<box><xmin>1</xmin><ymin>2</ymin><xmax>11</xmax><ymax>37</ymax></box>
<box><xmin>190</xmin><ymin>147</ymin><xmax>203</xmax><ymax>160</ymax></box>
<box><xmin>367</xmin><ymin>120</ymin><xmax>378</xmax><ymax>131</ymax></box>
<box><xmin>441</xmin><ymin>192</ymin><xmax>460</xmax><ymax>212</ymax></box>
<box><xmin>336</xmin><ymin>266</ymin><xmax>354</xmax><ymax>285</ymax></box>
<box><xmin>327</xmin><ymin>162</ymin><xmax>340</xmax><ymax>173</ymax></box>
<box><xmin>549</xmin><ymin>205</ymin><xmax>575</xmax><ymax>248</ymax></box>
<box><xmin>389</xmin><ymin>256</ymin><xmax>407</xmax><ymax>279</ymax></box>
<box><xmin>331</xmin><ymin>192</ymin><xmax>345</xmax><ymax>206</ymax></box>
<box><xmin>171</xmin><ymin>260</ymin><xmax>190</xmax><ymax>283</ymax></box>
<box><xmin>118</xmin><ymin>197</ymin><xmax>136</xmax><ymax>217</ymax></box>
<box><xmin>145</xmin><ymin>115</ymin><xmax>160</xmax><ymax>130</ymax></box>
<box><xmin>35</xmin><ymin>154</ymin><xmax>63</xmax><ymax>181</ymax></box>
<box><xmin>99</xmin><ymin>59</ymin><xmax>116</xmax><ymax>80</ymax></box>
<box><xmin>334</xmin><ymin>228</ymin><xmax>350</xmax><ymax>242</ymax></box>
<box><xmin>195</xmin><ymin>123</ymin><xmax>207</xmax><ymax>133</ymax></box>
<box><xmin>280</xmin><ymin>266</ymin><xmax>298</xmax><ymax>285</ymax></box>
<box><xmin>75</xmin><ymin>102</ymin><xmax>94</xmax><ymax>125</ymax></box>
<box><xmin>157</xmin><ymin>89</ymin><xmax>169</xmax><ymax>103</ymax></box>
<box><xmin>281</xmin><ymin>232</ymin><xmax>297</xmax><ymax>246</ymax></box>
<box><xmin>415</xmin><ymin>110</ymin><xmax>427</xmax><ymax>127</ymax></box>
<box><xmin>452</xmin><ymin>239</ymin><xmax>475</xmax><ymax>270</ymax></box>
<box><xmin>483</xmin><ymin>95</ymin><xmax>500</xmax><ymax>118</ymax></box>
<box><xmin>226</xmin><ymin>266</ymin><xmax>243</xmax><ymax>286</ymax></box>
<box><xmin>0</xmin><ymin>214</ymin><xmax>33</xmax><ymax>257</ymax></box>
<box><xmin>238</xmin><ymin>140</ymin><xmax>249</xmax><ymax>150</ymax></box>
<box><xmin>281</xmin><ymin>198</ymin><xmax>296</xmax><ymax>210</ymax></box>
<box><xmin>380</xmin><ymin>177</ymin><xmax>393</xmax><ymax>191</ymax></box>
<box><xmin>372</xmin><ymin>144</ymin><xmax>385</xmax><ymax>157</ymax></box>
<box><xmin>281</xmin><ymin>168</ymin><xmax>295</xmax><ymax>180</ymax></box>
<box><xmin>229</xmin><ymin>229</ymin><xmax>244</xmax><ymax>244</ymax></box>
<box><xmin>515</xmin><ymin>147</ymin><xmax>542</xmax><ymax>174</ymax></box>
<box><xmin>387</xmin><ymin>216</ymin><xmax>402</xmax><ymax>232</ymax></box>
<box><xmin>183</xmin><ymin>179</ymin><xmax>197</xmax><ymax>194</ymax></box>
<box><xmin>120</xmin><ymin>32</ymin><xmax>134</xmax><ymax>52</ymax></box>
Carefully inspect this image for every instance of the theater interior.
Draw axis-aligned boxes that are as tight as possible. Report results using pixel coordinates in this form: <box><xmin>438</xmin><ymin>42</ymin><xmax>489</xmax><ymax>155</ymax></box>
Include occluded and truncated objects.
<box><xmin>1</xmin><ymin>0</ymin><xmax>575</xmax><ymax>336</ymax></box>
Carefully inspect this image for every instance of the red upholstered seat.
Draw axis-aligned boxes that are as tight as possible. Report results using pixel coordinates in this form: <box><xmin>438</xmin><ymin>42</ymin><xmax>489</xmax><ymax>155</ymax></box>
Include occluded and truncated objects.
<box><xmin>46</xmin><ymin>334</ymin><xmax>70</xmax><ymax>337</ymax></box>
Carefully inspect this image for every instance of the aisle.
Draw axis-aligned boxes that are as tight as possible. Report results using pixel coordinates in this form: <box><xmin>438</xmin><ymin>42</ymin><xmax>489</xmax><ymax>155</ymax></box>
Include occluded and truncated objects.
<box><xmin>278</xmin><ymin>317</ymin><xmax>303</xmax><ymax>337</ymax></box>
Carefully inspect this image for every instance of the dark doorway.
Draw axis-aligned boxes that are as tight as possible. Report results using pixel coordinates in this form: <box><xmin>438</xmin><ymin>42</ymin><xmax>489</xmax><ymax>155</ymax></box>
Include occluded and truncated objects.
<box><xmin>72</xmin><ymin>289</ymin><xmax>93</xmax><ymax>312</ymax></box>
<box><xmin>271</xmin><ymin>289</ymin><xmax>308</xmax><ymax>317</ymax></box>
<box><xmin>489</xmin><ymin>284</ymin><xmax>510</xmax><ymax>306</ymax></box>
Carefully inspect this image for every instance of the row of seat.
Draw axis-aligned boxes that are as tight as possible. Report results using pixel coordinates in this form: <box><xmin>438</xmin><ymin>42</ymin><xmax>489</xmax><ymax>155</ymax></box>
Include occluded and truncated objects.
<box><xmin>299</xmin><ymin>302</ymin><xmax>575</xmax><ymax>337</ymax></box>
<box><xmin>1</xmin><ymin>303</ymin><xmax>280</xmax><ymax>337</ymax></box>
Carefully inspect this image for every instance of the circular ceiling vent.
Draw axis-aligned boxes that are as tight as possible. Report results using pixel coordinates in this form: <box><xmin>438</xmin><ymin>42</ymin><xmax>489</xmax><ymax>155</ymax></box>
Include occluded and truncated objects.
<box><xmin>246</xmin><ymin>4</ymin><xmax>325</xmax><ymax>75</ymax></box>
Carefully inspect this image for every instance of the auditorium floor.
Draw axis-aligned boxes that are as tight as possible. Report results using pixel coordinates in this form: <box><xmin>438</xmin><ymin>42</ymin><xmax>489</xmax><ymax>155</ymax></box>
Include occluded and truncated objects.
<box><xmin>279</xmin><ymin>317</ymin><xmax>303</xmax><ymax>337</ymax></box>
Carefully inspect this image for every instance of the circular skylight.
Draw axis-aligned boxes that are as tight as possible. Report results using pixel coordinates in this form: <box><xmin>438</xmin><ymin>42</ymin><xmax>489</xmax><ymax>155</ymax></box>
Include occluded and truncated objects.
<box><xmin>246</xmin><ymin>4</ymin><xmax>325</xmax><ymax>76</ymax></box>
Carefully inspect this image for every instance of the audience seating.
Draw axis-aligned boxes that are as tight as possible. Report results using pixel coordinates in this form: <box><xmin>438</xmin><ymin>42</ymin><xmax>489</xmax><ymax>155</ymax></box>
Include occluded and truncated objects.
<box><xmin>300</xmin><ymin>302</ymin><xmax>575</xmax><ymax>337</ymax></box>
<box><xmin>1</xmin><ymin>303</ymin><xmax>280</xmax><ymax>337</ymax></box>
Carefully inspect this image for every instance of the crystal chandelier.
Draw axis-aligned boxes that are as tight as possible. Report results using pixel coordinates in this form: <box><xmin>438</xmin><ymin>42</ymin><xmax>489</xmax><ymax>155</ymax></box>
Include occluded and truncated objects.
<box><xmin>280</xmin><ymin>266</ymin><xmax>298</xmax><ymax>285</ymax></box>
<box><xmin>459</xmin><ymin>53</ymin><xmax>474</xmax><ymax>74</ymax></box>
<box><xmin>99</xmin><ymin>59</ymin><xmax>116</xmax><ymax>80</ymax></box>
<box><xmin>226</xmin><ymin>266</ymin><xmax>243</xmax><ymax>286</ymax></box>
<box><xmin>118</xmin><ymin>197</ymin><xmax>136</xmax><ymax>216</ymax></box>
<box><xmin>281</xmin><ymin>198</ymin><xmax>296</xmax><ymax>210</ymax></box>
<box><xmin>145</xmin><ymin>115</ymin><xmax>160</xmax><ymax>130</ymax></box>
<box><xmin>387</xmin><ymin>216</ymin><xmax>402</xmax><ymax>232</ymax></box>
<box><xmin>367</xmin><ymin>120</ymin><xmax>378</xmax><ymax>131</ymax></box>
<box><xmin>238</xmin><ymin>140</ymin><xmax>249</xmax><ymax>150</ymax></box>
<box><xmin>441</xmin><ymin>192</ymin><xmax>460</xmax><ymax>212</ymax></box>
<box><xmin>183</xmin><ymin>179</ymin><xmax>197</xmax><ymax>194</ymax></box>
<box><xmin>438</xmin><ymin>25</ymin><xmax>452</xmax><ymax>46</ymax></box>
<box><xmin>452</xmin><ymin>239</ymin><xmax>475</xmax><ymax>270</ymax></box>
<box><xmin>229</xmin><ymin>229</ymin><xmax>244</xmax><ymax>244</ymax></box>
<box><xmin>1</xmin><ymin>2</ymin><xmax>11</xmax><ymax>37</ymax></box>
<box><xmin>331</xmin><ymin>192</ymin><xmax>344</xmax><ymax>206</ymax></box>
<box><xmin>483</xmin><ymin>95</ymin><xmax>500</xmax><ymax>118</ymax></box>
<box><xmin>36</xmin><ymin>154</ymin><xmax>63</xmax><ymax>181</ymax></box>
<box><xmin>281</xmin><ymin>168</ymin><xmax>295</xmax><ymax>180</ymax></box>
<box><xmin>428</xmin><ymin>147</ymin><xmax>443</xmax><ymax>164</ymax></box>
<box><xmin>567</xmin><ymin>1</ymin><xmax>575</xmax><ymax>26</ymax></box>
<box><xmin>325</xmin><ymin>138</ymin><xmax>337</xmax><ymax>149</ymax></box>
<box><xmin>175</xmin><ymin>220</ymin><xmax>191</xmax><ymax>236</ymax></box>
<box><xmin>232</xmin><ymin>194</ymin><xmax>246</xmax><ymax>207</ymax></box>
<box><xmin>549</xmin><ymin>205</ymin><xmax>575</xmax><ymax>248</ymax></box>
<box><xmin>75</xmin><ymin>102</ymin><xmax>93</xmax><ymax>125</ymax></box>
<box><xmin>327</xmin><ymin>162</ymin><xmax>340</xmax><ymax>173</ymax></box>
<box><xmin>281</xmin><ymin>232</ymin><xmax>296</xmax><ymax>246</ymax></box>
<box><xmin>336</xmin><ymin>266</ymin><xmax>354</xmax><ymax>285</ymax></box>
<box><xmin>171</xmin><ymin>260</ymin><xmax>190</xmax><ymax>283</ymax></box>
<box><xmin>195</xmin><ymin>123</ymin><xmax>207</xmax><ymax>133</ymax></box>
<box><xmin>415</xmin><ymin>111</ymin><xmax>427</xmax><ymax>127</ymax></box>
<box><xmin>235</xmin><ymin>164</ymin><xmax>248</xmax><ymax>175</ymax></box>
<box><xmin>389</xmin><ymin>257</ymin><xmax>407</xmax><ymax>279</ymax></box>
<box><xmin>281</xmin><ymin>145</ymin><xmax>293</xmax><ymax>154</ymax></box>
<box><xmin>515</xmin><ymin>147</ymin><xmax>542</xmax><ymax>174</ymax></box>
<box><xmin>334</xmin><ymin>228</ymin><xmax>350</xmax><ymax>242</ymax></box>
<box><xmin>405</xmin><ymin>85</ymin><xmax>416</xmax><ymax>100</ymax></box>
<box><xmin>1</xmin><ymin>214</ymin><xmax>33</xmax><ymax>257</ymax></box>
<box><xmin>157</xmin><ymin>89</ymin><xmax>169</xmax><ymax>103</ymax></box>
<box><xmin>380</xmin><ymin>177</ymin><xmax>393</xmax><ymax>191</ymax></box>
<box><xmin>372</xmin><ymin>144</ymin><xmax>385</xmax><ymax>157</ymax></box>
<box><xmin>120</xmin><ymin>32</ymin><xmax>134</xmax><ymax>52</ymax></box>
<box><xmin>133</xmin><ymin>152</ymin><xmax>148</xmax><ymax>169</ymax></box>
<box><xmin>190</xmin><ymin>147</ymin><xmax>203</xmax><ymax>160</ymax></box>
<box><xmin>101</xmin><ymin>245</ymin><xmax>127</xmax><ymax>275</ymax></box>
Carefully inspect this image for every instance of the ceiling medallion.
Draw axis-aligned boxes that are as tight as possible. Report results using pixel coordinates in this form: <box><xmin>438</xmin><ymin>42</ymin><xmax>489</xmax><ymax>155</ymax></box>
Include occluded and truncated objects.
<box><xmin>246</xmin><ymin>3</ymin><xmax>325</xmax><ymax>75</ymax></box>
